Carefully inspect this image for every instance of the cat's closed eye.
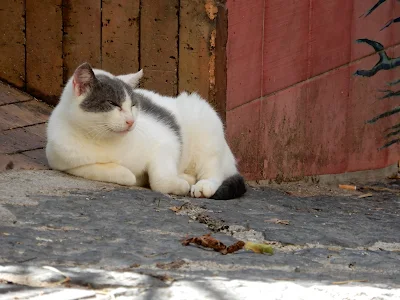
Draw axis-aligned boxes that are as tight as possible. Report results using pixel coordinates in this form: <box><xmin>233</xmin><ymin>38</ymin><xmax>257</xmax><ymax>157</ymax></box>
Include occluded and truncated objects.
<box><xmin>108</xmin><ymin>100</ymin><xmax>117</xmax><ymax>106</ymax></box>
<box><xmin>108</xmin><ymin>100</ymin><xmax>123</xmax><ymax>111</ymax></box>
<box><xmin>129</xmin><ymin>94</ymin><xmax>136</xmax><ymax>106</ymax></box>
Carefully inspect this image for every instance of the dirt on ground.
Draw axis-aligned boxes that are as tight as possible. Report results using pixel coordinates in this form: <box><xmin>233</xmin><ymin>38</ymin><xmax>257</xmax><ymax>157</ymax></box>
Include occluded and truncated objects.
<box><xmin>248</xmin><ymin>177</ymin><xmax>400</xmax><ymax>198</ymax></box>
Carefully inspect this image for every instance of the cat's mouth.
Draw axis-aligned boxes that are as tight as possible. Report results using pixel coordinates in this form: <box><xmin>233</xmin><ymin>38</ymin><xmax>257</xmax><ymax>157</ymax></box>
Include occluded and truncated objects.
<box><xmin>113</xmin><ymin>127</ymin><xmax>133</xmax><ymax>134</ymax></box>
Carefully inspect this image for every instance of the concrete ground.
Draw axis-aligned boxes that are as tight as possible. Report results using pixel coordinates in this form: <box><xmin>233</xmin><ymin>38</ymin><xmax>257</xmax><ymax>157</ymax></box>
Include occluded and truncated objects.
<box><xmin>0</xmin><ymin>81</ymin><xmax>399</xmax><ymax>299</ymax></box>
<box><xmin>0</xmin><ymin>170</ymin><xmax>399</xmax><ymax>299</ymax></box>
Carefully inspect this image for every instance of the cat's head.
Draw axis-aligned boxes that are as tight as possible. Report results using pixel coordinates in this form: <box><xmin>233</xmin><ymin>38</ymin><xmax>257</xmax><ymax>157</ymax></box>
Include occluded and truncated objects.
<box><xmin>68</xmin><ymin>63</ymin><xmax>143</xmax><ymax>138</ymax></box>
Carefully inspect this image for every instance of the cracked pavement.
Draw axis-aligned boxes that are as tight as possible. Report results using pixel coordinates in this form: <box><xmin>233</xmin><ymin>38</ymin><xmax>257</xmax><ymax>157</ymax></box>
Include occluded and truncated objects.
<box><xmin>0</xmin><ymin>170</ymin><xmax>399</xmax><ymax>299</ymax></box>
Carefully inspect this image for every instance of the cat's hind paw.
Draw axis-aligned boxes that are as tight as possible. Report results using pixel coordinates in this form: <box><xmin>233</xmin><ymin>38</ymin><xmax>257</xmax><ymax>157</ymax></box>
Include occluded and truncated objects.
<box><xmin>190</xmin><ymin>179</ymin><xmax>219</xmax><ymax>198</ymax></box>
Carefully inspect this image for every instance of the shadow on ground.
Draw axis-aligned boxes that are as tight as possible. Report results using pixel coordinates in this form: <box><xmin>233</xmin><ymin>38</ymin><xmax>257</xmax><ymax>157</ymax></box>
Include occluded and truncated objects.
<box><xmin>0</xmin><ymin>170</ymin><xmax>399</xmax><ymax>299</ymax></box>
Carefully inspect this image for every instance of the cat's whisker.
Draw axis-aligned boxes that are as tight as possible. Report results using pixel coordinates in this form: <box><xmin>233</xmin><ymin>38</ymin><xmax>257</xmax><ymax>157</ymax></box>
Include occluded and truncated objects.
<box><xmin>86</xmin><ymin>124</ymin><xmax>111</xmax><ymax>141</ymax></box>
<box><xmin>133</xmin><ymin>125</ymin><xmax>148</xmax><ymax>139</ymax></box>
<box><xmin>91</xmin><ymin>121</ymin><xmax>115</xmax><ymax>125</ymax></box>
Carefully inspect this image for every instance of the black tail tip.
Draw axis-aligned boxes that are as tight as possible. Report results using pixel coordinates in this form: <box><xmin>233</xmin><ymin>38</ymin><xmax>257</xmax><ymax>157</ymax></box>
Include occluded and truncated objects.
<box><xmin>211</xmin><ymin>174</ymin><xmax>246</xmax><ymax>200</ymax></box>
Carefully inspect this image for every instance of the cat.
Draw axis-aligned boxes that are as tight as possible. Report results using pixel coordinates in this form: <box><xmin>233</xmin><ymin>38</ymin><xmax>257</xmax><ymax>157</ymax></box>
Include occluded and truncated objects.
<box><xmin>46</xmin><ymin>63</ymin><xmax>246</xmax><ymax>200</ymax></box>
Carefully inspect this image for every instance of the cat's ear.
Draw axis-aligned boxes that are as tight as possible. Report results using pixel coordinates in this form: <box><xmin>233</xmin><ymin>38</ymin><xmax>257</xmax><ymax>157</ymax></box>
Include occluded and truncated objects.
<box><xmin>117</xmin><ymin>69</ymin><xmax>143</xmax><ymax>88</ymax></box>
<box><xmin>72</xmin><ymin>63</ymin><xmax>97</xmax><ymax>97</ymax></box>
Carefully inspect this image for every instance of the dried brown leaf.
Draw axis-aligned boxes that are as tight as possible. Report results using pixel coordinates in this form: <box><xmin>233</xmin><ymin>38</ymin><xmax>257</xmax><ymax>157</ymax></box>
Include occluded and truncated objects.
<box><xmin>225</xmin><ymin>241</ymin><xmax>245</xmax><ymax>254</ymax></box>
<box><xmin>182</xmin><ymin>233</ymin><xmax>245</xmax><ymax>255</ymax></box>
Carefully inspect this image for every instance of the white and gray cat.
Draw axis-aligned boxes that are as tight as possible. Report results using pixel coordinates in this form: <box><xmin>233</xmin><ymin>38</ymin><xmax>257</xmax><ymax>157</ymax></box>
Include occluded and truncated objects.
<box><xmin>46</xmin><ymin>63</ymin><xmax>246</xmax><ymax>199</ymax></box>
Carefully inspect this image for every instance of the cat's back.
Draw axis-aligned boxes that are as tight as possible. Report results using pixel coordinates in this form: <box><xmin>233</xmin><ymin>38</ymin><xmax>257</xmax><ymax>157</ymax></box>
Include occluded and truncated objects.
<box><xmin>134</xmin><ymin>88</ymin><xmax>177</xmax><ymax>114</ymax></box>
<box><xmin>175</xmin><ymin>92</ymin><xmax>224</xmax><ymax>134</ymax></box>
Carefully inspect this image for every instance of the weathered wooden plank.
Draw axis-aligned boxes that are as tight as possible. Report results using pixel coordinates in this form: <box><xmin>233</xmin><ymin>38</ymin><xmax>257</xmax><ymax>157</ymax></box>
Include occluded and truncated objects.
<box><xmin>179</xmin><ymin>0</ymin><xmax>216</xmax><ymax>101</ymax></box>
<box><xmin>140</xmin><ymin>0</ymin><xmax>178</xmax><ymax>95</ymax></box>
<box><xmin>63</xmin><ymin>0</ymin><xmax>101</xmax><ymax>81</ymax></box>
<box><xmin>0</xmin><ymin>153</ymin><xmax>48</xmax><ymax>172</ymax></box>
<box><xmin>0</xmin><ymin>100</ymin><xmax>50</xmax><ymax>130</ymax></box>
<box><xmin>21</xmin><ymin>99</ymin><xmax>53</xmax><ymax>118</ymax></box>
<box><xmin>26</xmin><ymin>0</ymin><xmax>63</xmax><ymax>105</ymax></box>
<box><xmin>22</xmin><ymin>148</ymin><xmax>49</xmax><ymax>167</ymax></box>
<box><xmin>0</xmin><ymin>0</ymin><xmax>25</xmax><ymax>88</ymax></box>
<box><xmin>0</xmin><ymin>124</ymin><xmax>47</xmax><ymax>154</ymax></box>
<box><xmin>22</xmin><ymin>122</ymin><xmax>48</xmax><ymax>139</ymax></box>
<box><xmin>214</xmin><ymin>1</ymin><xmax>228</xmax><ymax>121</ymax></box>
<box><xmin>102</xmin><ymin>0</ymin><xmax>140</xmax><ymax>75</ymax></box>
<box><xmin>0</xmin><ymin>82</ymin><xmax>32</xmax><ymax>105</ymax></box>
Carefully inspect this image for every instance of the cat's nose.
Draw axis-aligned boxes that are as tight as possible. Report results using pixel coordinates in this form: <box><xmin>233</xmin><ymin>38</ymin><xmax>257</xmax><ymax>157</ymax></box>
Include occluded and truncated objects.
<box><xmin>126</xmin><ymin>119</ymin><xmax>134</xmax><ymax>127</ymax></box>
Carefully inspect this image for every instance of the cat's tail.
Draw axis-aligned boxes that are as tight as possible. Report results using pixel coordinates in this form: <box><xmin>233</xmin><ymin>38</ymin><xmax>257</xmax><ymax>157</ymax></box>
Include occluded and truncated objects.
<box><xmin>211</xmin><ymin>174</ymin><xmax>246</xmax><ymax>200</ymax></box>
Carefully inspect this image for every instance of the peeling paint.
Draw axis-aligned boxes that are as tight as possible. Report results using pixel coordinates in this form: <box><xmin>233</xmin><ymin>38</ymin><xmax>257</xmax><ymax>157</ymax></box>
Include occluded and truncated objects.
<box><xmin>208</xmin><ymin>29</ymin><xmax>216</xmax><ymax>104</ymax></box>
<box><xmin>205</xmin><ymin>0</ymin><xmax>218</xmax><ymax>20</ymax></box>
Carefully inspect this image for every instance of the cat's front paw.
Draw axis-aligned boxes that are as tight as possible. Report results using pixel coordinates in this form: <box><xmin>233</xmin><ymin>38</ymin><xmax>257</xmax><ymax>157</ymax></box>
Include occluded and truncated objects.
<box><xmin>116</xmin><ymin>174</ymin><xmax>137</xmax><ymax>186</ymax></box>
<box><xmin>190</xmin><ymin>179</ymin><xmax>218</xmax><ymax>198</ymax></box>
<box><xmin>111</xmin><ymin>168</ymin><xmax>137</xmax><ymax>186</ymax></box>
<box><xmin>175</xmin><ymin>178</ymin><xmax>191</xmax><ymax>196</ymax></box>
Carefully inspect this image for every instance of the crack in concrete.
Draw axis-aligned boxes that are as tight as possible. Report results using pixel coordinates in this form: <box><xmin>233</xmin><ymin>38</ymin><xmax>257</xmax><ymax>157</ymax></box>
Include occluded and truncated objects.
<box><xmin>172</xmin><ymin>200</ymin><xmax>400</xmax><ymax>253</ymax></box>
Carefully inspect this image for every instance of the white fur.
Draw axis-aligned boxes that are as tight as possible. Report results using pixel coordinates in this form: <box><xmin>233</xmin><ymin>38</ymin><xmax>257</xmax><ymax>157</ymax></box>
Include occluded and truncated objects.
<box><xmin>46</xmin><ymin>68</ymin><xmax>238</xmax><ymax>198</ymax></box>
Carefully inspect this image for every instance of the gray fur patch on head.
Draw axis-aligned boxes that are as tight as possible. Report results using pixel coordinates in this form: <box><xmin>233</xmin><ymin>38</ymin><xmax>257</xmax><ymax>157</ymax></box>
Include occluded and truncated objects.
<box><xmin>133</xmin><ymin>92</ymin><xmax>181</xmax><ymax>142</ymax></box>
<box><xmin>80</xmin><ymin>75</ymin><xmax>137</xmax><ymax>112</ymax></box>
